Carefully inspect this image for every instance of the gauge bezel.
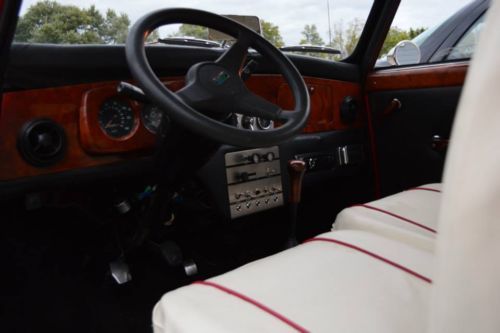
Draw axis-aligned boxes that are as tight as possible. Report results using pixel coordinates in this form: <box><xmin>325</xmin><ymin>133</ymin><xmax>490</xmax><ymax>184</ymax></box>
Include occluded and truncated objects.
<box><xmin>256</xmin><ymin>117</ymin><xmax>274</xmax><ymax>130</ymax></box>
<box><xmin>235</xmin><ymin>114</ymin><xmax>274</xmax><ymax>131</ymax></box>
<box><xmin>98</xmin><ymin>98</ymin><xmax>139</xmax><ymax>140</ymax></box>
<box><xmin>80</xmin><ymin>85</ymin><xmax>160</xmax><ymax>154</ymax></box>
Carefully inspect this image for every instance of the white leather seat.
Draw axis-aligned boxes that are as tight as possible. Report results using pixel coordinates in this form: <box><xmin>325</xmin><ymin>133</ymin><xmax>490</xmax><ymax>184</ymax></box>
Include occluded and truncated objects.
<box><xmin>152</xmin><ymin>184</ymin><xmax>439</xmax><ymax>333</ymax></box>
<box><xmin>153</xmin><ymin>230</ymin><xmax>432</xmax><ymax>333</ymax></box>
<box><xmin>333</xmin><ymin>183</ymin><xmax>441</xmax><ymax>251</ymax></box>
<box><xmin>428</xmin><ymin>2</ymin><xmax>500</xmax><ymax>330</ymax></box>
<box><xmin>152</xmin><ymin>1</ymin><xmax>500</xmax><ymax>331</ymax></box>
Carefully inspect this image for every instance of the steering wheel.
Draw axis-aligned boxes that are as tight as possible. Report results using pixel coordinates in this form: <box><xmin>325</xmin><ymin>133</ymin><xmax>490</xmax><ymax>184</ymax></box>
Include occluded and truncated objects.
<box><xmin>126</xmin><ymin>8</ymin><xmax>310</xmax><ymax>148</ymax></box>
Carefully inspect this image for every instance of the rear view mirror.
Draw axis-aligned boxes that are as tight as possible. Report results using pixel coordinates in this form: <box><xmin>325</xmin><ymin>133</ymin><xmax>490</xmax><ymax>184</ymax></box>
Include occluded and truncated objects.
<box><xmin>208</xmin><ymin>15</ymin><xmax>261</xmax><ymax>41</ymax></box>
<box><xmin>387</xmin><ymin>40</ymin><xmax>421</xmax><ymax>66</ymax></box>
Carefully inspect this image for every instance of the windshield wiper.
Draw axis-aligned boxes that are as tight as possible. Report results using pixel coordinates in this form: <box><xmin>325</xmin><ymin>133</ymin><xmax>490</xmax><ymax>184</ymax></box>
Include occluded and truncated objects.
<box><xmin>154</xmin><ymin>37</ymin><xmax>224</xmax><ymax>48</ymax></box>
<box><xmin>280</xmin><ymin>45</ymin><xmax>341</xmax><ymax>55</ymax></box>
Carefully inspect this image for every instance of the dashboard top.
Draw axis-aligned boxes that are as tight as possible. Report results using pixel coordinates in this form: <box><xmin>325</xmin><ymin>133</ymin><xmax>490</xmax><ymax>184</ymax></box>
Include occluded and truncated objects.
<box><xmin>5</xmin><ymin>43</ymin><xmax>360</xmax><ymax>91</ymax></box>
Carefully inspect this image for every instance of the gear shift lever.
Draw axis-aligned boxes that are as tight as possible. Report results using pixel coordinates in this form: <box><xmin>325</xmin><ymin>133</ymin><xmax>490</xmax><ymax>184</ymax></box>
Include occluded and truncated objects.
<box><xmin>285</xmin><ymin>159</ymin><xmax>306</xmax><ymax>248</ymax></box>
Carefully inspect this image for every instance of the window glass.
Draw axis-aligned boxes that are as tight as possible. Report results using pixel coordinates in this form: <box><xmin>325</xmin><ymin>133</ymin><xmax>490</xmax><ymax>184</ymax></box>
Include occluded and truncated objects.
<box><xmin>376</xmin><ymin>0</ymin><xmax>486</xmax><ymax>68</ymax></box>
<box><xmin>445</xmin><ymin>14</ymin><xmax>485</xmax><ymax>61</ymax></box>
<box><xmin>14</xmin><ymin>0</ymin><xmax>374</xmax><ymax>62</ymax></box>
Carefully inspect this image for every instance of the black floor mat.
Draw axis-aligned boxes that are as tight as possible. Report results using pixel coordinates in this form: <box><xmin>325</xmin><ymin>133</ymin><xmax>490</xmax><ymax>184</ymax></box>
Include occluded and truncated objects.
<box><xmin>0</xmin><ymin>204</ymin><xmax>290</xmax><ymax>333</ymax></box>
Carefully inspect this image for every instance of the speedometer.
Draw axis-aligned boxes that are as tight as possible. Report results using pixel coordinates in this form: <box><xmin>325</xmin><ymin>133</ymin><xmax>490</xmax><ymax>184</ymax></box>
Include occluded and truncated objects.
<box><xmin>98</xmin><ymin>99</ymin><xmax>136</xmax><ymax>139</ymax></box>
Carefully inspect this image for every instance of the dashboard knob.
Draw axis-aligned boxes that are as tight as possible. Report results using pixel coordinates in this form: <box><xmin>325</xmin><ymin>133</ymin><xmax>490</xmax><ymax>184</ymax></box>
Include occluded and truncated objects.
<box><xmin>240</xmin><ymin>172</ymin><xmax>256</xmax><ymax>182</ymax></box>
<box><xmin>265</xmin><ymin>152</ymin><xmax>275</xmax><ymax>161</ymax></box>
<box><xmin>249</xmin><ymin>153</ymin><xmax>261</xmax><ymax>164</ymax></box>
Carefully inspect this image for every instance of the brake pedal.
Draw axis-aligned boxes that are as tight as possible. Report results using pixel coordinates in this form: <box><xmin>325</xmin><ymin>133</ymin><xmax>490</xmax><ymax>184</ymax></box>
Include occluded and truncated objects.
<box><xmin>149</xmin><ymin>241</ymin><xmax>198</xmax><ymax>277</ymax></box>
<box><xmin>183</xmin><ymin>259</ymin><xmax>198</xmax><ymax>277</ymax></box>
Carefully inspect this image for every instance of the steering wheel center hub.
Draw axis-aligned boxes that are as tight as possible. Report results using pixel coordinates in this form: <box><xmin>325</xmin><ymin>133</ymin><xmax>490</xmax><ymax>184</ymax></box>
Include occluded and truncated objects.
<box><xmin>195</xmin><ymin>63</ymin><xmax>244</xmax><ymax>96</ymax></box>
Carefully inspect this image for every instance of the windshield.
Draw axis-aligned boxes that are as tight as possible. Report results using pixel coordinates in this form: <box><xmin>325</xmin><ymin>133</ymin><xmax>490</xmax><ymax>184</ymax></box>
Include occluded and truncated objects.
<box><xmin>15</xmin><ymin>0</ymin><xmax>373</xmax><ymax>61</ymax></box>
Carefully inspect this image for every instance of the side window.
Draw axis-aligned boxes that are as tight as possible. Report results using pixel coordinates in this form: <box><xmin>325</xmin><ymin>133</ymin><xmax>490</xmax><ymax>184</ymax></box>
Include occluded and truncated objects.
<box><xmin>375</xmin><ymin>1</ymin><xmax>486</xmax><ymax>68</ymax></box>
<box><xmin>444</xmin><ymin>14</ymin><xmax>485</xmax><ymax>61</ymax></box>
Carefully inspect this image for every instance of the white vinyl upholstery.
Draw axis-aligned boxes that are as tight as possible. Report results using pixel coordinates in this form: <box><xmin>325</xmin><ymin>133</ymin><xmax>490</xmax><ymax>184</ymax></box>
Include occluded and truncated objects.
<box><xmin>153</xmin><ymin>183</ymin><xmax>439</xmax><ymax>333</ymax></box>
<box><xmin>429</xmin><ymin>1</ymin><xmax>500</xmax><ymax>332</ymax></box>
<box><xmin>153</xmin><ymin>230</ymin><xmax>433</xmax><ymax>333</ymax></box>
<box><xmin>333</xmin><ymin>184</ymin><xmax>441</xmax><ymax>252</ymax></box>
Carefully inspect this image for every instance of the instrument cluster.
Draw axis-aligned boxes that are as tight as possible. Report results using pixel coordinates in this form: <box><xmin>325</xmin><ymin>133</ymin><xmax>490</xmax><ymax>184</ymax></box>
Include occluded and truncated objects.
<box><xmin>79</xmin><ymin>78</ymin><xmax>276</xmax><ymax>155</ymax></box>
<box><xmin>235</xmin><ymin>114</ymin><xmax>274</xmax><ymax>131</ymax></box>
<box><xmin>79</xmin><ymin>84</ymin><xmax>167</xmax><ymax>154</ymax></box>
<box><xmin>97</xmin><ymin>98</ymin><xmax>166</xmax><ymax>139</ymax></box>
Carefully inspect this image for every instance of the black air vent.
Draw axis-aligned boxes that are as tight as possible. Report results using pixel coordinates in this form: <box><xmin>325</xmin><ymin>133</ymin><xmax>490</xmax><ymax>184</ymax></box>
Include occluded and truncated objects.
<box><xmin>18</xmin><ymin>119</ymin><xmax>67</xmax><ymax>167</ymax></box>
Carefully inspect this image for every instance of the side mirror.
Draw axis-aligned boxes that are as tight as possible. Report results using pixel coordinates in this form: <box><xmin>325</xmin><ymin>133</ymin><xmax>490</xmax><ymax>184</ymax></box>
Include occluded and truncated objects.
<box><xmin>387</xmin><ymin>40</ymin><xmax>421</xmax><ymax>66</ymax></box>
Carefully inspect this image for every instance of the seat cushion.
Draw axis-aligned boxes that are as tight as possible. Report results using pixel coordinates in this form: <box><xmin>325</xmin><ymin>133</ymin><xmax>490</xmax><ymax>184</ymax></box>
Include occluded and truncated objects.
<box><xmin>153</xmin><ymin>230</ymin><xmax>433</xmax><ymax>333</ymax></box>
<box><xmin>333</xmin><ymin>184</ymin><xmax>441</xmax><ymax>251</ymax></box>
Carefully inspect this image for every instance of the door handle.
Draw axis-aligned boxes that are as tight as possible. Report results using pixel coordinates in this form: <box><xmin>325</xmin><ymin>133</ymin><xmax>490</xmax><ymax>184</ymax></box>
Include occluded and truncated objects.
<box><xmin>382</xmin><ymin>98</ymin><xmax>402</xmax><ymax>117</ymax></box>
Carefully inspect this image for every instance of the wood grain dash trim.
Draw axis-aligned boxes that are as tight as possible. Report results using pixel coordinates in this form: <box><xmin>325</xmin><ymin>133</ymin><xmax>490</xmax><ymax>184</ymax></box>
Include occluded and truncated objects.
<box><xmin>366</xmin><ymin>62</ymin><xmax>469</xmax><ymax>92</ymax></box>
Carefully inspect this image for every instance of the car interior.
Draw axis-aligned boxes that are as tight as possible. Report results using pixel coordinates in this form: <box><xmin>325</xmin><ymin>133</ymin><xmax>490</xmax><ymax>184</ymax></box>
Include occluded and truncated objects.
<box><xmin>0</xmin><ymin>0</ymin><xmax>498</xmax><ymax>332</ymax></box>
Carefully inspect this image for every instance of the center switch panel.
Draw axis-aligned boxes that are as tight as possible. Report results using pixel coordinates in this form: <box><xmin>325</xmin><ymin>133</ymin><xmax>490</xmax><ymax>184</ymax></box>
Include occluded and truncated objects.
<box><xmin>225</xmin><ymin>146</ymin><xmax>283</xmax><ymax>219</ymax></box>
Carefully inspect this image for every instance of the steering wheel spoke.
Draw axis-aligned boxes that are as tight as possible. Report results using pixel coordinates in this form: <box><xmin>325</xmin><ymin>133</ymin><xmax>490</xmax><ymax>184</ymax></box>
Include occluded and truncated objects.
<box><xmin>215</xmin><ymin>34</ymin><xmax>251</xmax><ymax>74</ymax></box>
<box><xmin>277</xmin><ymin>110</ymin><xmax>300</xmax><ymax>122</ymax></box>
<box><xmin>175</xmin><ymin>85</ymin><xmax>192</xmax><ymax>104</ymax></box>
<box><xmin>175</xmin><ymin>84</ymin><xmax>210</xmax><ymax>108</ymax></box>
<box><xmin>235</xmin><ymin>89</ymin><xmax>283</xmax><ymax>120</ymax></box>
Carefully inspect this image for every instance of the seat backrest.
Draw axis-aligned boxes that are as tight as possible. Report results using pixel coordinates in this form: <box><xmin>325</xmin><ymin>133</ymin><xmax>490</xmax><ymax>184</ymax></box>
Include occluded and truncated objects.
<box><xmin>429</xmin><ymin>1</ymin><xmax>500</xmax><ymax>332</ymax></box>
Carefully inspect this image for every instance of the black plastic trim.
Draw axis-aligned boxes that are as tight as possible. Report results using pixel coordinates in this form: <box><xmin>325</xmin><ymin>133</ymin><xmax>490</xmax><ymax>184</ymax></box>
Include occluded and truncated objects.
<box><xmin>5</xmin><ymin>43</ymin><xmax>360</xmax><ymax>92</ymax></box>
<box><xmin>0</xmin><ymin>0</ymin><xmax>22</xmax><ymax>93</ymax></box>
<box><xmin>358</xmin><ymin>0</ymin><xmax>401</xmax><ymax>80</ymax></box>
<box><xmin>0</xmin><ymin>157</ymin><xmax>155</xmax><ymax>198</ymax></box>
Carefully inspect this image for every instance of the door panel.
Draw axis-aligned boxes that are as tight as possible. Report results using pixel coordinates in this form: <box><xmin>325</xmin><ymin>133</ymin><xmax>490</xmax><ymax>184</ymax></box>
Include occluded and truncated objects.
<box><xmin>369</xmin><ymin>87</ymin><xmax>461</xmax><ymax>195</ymax></box>
<box><xmin>367</xmin><ymin>63</ymin><xmax>467</xmax><ymax>196</ymax></box>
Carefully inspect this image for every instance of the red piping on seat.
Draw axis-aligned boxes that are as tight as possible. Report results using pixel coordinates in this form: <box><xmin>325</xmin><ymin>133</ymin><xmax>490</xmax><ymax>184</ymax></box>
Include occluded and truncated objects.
<box><xmin>193</xmin><ymin>281</ymin><xmax>309</xmax><ymax>333</ymax></box>
<box><xmin>353</xmin><ymin>204</ymin><xmax>437</xmax><ymax>233</ymax></box>
<box><xmin>305</xmin><ymin>237</ymin><xmax>432</xmax><ymax>283</ymax></box>
<box><xmin>408</xmin><ymin>187</ymin><xmax>441</xmax><ymax>193</ymax></box>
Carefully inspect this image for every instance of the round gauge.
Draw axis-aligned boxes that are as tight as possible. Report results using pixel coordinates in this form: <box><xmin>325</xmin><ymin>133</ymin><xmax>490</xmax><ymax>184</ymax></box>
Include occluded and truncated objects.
<box><xmin>141</xmin><ymin>104</ymin><xmax>164</xmax><ymax>134</ymax></box>
<box><xmin>257</xmin><ymin>117</ymin><xmax>273</xmax><ymax>130</ymax></box>
<box><xmin>240</xmin><ymin>115</ymin><xmax>256</xmax><ymax>130</ymax></box>
<box><xmin>98</xmin><ymin>99</ymin><xmax>136</xmax><ymax>139</ymax></box>
<box><xmin>236</xmin><ymin>114</ymin><xmax>273</xmax><ymax>131</ymax></box>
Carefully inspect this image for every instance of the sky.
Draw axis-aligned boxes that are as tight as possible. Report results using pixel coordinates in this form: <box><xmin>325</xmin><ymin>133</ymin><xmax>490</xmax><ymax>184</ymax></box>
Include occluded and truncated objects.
<box><xmin>19</xmin><ymin>0</ymin><xmax>473</xmax><ymax>45</ymax></box>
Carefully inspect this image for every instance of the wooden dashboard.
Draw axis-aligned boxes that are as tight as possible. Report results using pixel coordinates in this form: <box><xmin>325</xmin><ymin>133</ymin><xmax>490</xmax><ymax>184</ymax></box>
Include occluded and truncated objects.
<box><xmin>0</xmin><ymin>75</ymin><xmax>364</xmax><ymax>182</ymax></box>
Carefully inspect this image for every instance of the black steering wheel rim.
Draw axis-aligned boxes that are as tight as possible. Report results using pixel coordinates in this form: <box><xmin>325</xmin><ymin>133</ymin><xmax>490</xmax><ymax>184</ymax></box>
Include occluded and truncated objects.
<box><xmin>125</xmin><ymin>8</ymin><xmax>310</xmax><ymax>147</ymax></box>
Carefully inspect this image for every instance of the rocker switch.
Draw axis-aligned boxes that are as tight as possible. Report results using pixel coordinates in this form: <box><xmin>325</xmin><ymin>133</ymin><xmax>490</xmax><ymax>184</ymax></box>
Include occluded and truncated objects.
<box><xmin>239</xmin><ymin>171</ymin><xmax>257</xmax><ymax>182</ymax></box>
